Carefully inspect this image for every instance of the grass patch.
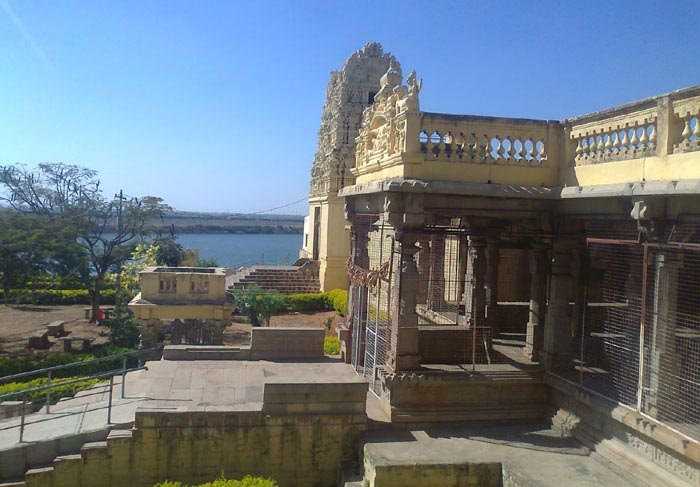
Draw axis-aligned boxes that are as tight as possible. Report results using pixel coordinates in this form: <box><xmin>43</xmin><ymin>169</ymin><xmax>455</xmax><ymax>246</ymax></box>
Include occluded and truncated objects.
<box><xmin>154</xmin><ymin>475</ymin><xmax>278</xmax><ymax>487</ymax></box>
<box><xmin>0</xmin><ymin>376</ymin><xmax>103</xmax><ymax>404</ymax></box>
<box><xmin>323</xmin><ymin>335</ymin><xmax>341</xmax><ymax>356</ymax></box>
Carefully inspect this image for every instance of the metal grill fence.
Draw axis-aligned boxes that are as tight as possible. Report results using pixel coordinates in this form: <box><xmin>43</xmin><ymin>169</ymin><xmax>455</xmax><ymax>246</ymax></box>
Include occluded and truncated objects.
<box><xmin>553</xmin><ymin>221</ymin><xmax>700</xmax><ymax>441</ymax></box>
<box><xmin>348</xmin><ymin>214</ymin><xmax>395</xmax><ymax>393</ymax></box>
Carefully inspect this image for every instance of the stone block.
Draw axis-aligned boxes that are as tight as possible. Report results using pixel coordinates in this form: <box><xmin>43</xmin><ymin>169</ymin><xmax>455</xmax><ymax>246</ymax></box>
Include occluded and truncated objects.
<box><xmin>0</xmin><ymin>401</ymin><xmax>30</xmax><ymax>421</ymax></box>
<box><xmin>24</xmin><ymin>467</ymin><xmax>54</xmax><ymax>487</ymax></box>
<box><xmin>45</xmin><ymin>321</ymin><xmax>66</xmax><ymax>337</ymax></box>
<box><xmin>250</xmin><ymin>327</ymin><xmax>324</xmax><ymax>360</ymax></box>
<box><xmin>51</xmin><ymin>454</ymin><xmax>82</xmax><ymax>487</ymax></box>
<box><xmin>80</xmin><ymin>442</ymin><xmax>110</xmax><ymax>487</ymax></box>
<box><xmin>27</xmin><ymin>330</ymin><xmax>50</xmax><ymax>350</ymax></box>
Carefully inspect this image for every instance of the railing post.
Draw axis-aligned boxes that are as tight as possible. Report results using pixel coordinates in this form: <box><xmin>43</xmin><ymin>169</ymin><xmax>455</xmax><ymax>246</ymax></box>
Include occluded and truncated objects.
<box><xmin>19</xmin><ymin>394</ymin><xmax>27</xmax><ymax>443</ymax></box>
<box><xmin>121</xmin><ymin>357</ymin><xmax>127</xmax><ymax>399</ymax></box>
<box><xmin>45</xmin><ymin>370</ymin><xmax>52</xmax><ymax>414</ymax></box>
<box><xmin>107</xmin><ymin>375</ymin><xmax>114</xmax><ymax>424</ymax></box>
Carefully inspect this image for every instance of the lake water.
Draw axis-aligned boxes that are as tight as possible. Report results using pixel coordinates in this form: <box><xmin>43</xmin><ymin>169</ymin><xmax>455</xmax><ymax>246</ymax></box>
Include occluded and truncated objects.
<box><xmin>176</xmin><ymin>233</ymin><xmax>302</xmax><ymax>268</ymax></box>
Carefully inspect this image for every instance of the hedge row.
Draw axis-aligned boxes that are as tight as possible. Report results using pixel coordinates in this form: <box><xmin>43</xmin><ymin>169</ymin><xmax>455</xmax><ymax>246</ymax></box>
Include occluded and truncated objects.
<box><xmin>283</xmin><ymin>289</ymin><xmax>347</xmax><ymax>316</ymax></box>
<box><xmin>0</xmin><ymin>288</ymin><xmax>116</xmax><ymax>305</ymax></box>
<box><xmin>0</xmin><ymin>346</ymin><xmax>136</xmax><ymax>378</ymax></box>
<box><xmin>0</xmin><ymin>376</ymin><xmax>103</xmax><ymax>404</ymax></box>
<box><xmin>154</xmin><ymin>476</ymin><xmax>277</xmax><ymax>487</ymax></box>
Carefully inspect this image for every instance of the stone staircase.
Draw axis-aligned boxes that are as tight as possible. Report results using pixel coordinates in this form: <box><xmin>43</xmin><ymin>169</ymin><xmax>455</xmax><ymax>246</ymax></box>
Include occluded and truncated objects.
<box><xmin>227</xmin><ymin>260</ymin><xmax>320</xmax><ymax>294</ymax></box>
<box><xmin>0</xmin><ymin>429</ymin><xmax>133</xmax><ymax>487</ymax></box>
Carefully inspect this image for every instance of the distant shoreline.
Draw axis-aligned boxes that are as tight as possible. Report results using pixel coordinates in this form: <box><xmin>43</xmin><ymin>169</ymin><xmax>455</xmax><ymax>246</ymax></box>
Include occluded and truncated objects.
<box><xmin>169</xmin><ymin>227</ymin><xmax>302</xmax><ymax>235</ymax></box>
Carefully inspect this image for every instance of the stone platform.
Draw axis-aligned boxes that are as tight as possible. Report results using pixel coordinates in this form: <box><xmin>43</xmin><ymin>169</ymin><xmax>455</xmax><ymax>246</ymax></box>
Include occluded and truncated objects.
<box><xmin>374</xmin><ymin>362</ymin><xmax>548</xmax><ymax>424</ymax></box>
<box><xmin>356</xmin><ymin>424</ymin><xmax>648</xmax><ymax>487</ymax></box>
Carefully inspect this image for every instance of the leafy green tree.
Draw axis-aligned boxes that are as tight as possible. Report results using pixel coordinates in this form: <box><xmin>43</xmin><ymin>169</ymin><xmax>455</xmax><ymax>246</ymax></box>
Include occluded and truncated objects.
<box><xmin>0</xmin><ymin>211</ymin><xmax>87</xmax><ymax>303</ymax></box>
<box><xmin>0</xmin><ymin>163</ymin><xmax>169</xmax><ymax>319</ymax></box>
<box><xmin>230</xmin><ymin>286</ymin><xmax>286</xmax><ymax>327</ymax></box>
<box><xmin>104</xmin><ymin>293</ymin><xmax>141</xmax><ymax>348</ymax></box>
<box><xmin>153</xmin><ymin>236</ymin><xmax>185</xmax><ymax>266</ymax></box>
<box><xmin>119</xmin><ymin>242</ymin><xmax>160</xmax><ymax>297</ymax></box>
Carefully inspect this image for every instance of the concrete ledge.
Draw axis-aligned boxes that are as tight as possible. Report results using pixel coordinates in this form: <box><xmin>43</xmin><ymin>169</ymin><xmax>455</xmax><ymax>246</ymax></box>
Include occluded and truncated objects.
<box><xmin>380</xmin><ymin>367</ymin><xmax>547</xmax><ymax>424</ymax></box>
<box><xmin>250</xmin><ymin>327</ymin><xmax>324</xmax><ymax>360</ymax></box>
<box><xmin>162</xmin><ymin>345</ymin><xmax>251</xmax><ymax>361</ymax></box>
<box><xmin>262</xmin><ymin>382</ymin><xmax>368</xmax><ymax>415</ymax></box>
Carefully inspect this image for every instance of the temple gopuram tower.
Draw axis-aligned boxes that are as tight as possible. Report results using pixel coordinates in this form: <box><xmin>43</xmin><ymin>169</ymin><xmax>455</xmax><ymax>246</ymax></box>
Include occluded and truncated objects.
<box><xmin>300</xmin><ymin>42</ymin><xmax>400</xmax><ymax>290</ymax></box>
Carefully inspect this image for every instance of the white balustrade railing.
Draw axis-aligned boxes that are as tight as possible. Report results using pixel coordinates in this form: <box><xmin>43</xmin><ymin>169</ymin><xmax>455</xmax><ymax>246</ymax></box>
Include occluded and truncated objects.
<box><xmin>416</xmin><ymin>127</ymin><xmax>548</xmax><ymax>166</ymax></box>
<box><xmin>572</xmin><ymin>120</ymin><xmax>657</xmax><ymax>165</ymax></box>
<box><xmin>674</xmin><ymin>110</ymin><xmax>700</xmax><ymax>153</ymax></box>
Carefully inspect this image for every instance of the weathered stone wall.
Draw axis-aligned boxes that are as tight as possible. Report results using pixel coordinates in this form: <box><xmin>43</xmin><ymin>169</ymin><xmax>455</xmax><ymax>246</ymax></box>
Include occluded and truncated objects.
<box><xmin>548</xmin><ymin>375</ymin><xmax>699</xmax><ymax>487</ymax></box>
<box><xmin>25</xmin><ymin>381</ymin><xmax>368</xmax><ymax>487</ymax></box>
<box><xmin>418</xmin><ymin>325</ymin><xmax>491</xmax><ymax>364</ymax></box>
<box><xmin>379</xmin><ymin>369</ymin><xmax>548</xmax><ymax>423</ymax></box>
<box><xmin>250</xmin><ymin>327</ymin><xmax>324</xmax><ymax>360</ymax></box>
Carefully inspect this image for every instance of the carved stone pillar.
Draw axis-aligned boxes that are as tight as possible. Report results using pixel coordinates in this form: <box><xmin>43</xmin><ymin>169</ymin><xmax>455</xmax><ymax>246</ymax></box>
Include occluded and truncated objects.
<box><xmin>543</xmin><ymin>242</ymin><xmax>575</xmax><ymax>372</ymax></box>
<box><xmin>427</xmin><ymin>233</ymin><xmax>446</xmax><ymax>311</ymax></box>
<box><xmin>485</xmin><ymin>238</ymin><xmax>500</xmax><ymax>333</ymax></box>
<box><xmin>416</xmin><ymin>236</ymin><xmax>431</xmax><ymax>305</ymax></box>
<box><xmin>524</xmin><ymin>245</ymin><xmax>548</xmax><ymax>362</ymax></box>
<box><xmin>389</xmin><ymin>234</ymin><xmax>421</xmax><ymax>371</ymax></box>
<box><xmin>463</xmin><ymin>237</ymin><xmax>487</xmax><ymax>328</ymax></box>
<box><xmin>348</xmin><ymin>222</ymin><xmax>370</xmax><ymax>367</ymax></box>
<box><xmin>646</xmin><ymin>251</ymin><xmax>682</xmax><ymax>419</ymax></box>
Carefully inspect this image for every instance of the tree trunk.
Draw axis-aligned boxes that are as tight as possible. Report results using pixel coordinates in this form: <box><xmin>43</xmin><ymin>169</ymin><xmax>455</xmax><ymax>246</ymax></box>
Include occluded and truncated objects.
<box><xmin>90</xmin><ymin>275</ymin><xmax>103</xmax><ymax>323</ymax></box>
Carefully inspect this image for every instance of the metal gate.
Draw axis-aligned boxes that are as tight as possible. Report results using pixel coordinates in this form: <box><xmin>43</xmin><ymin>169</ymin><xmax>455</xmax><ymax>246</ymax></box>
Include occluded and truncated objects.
<box><xmin>349</xmin><ymin>216</ymin><xmax>394</xmax><ymax>393</ymax></box>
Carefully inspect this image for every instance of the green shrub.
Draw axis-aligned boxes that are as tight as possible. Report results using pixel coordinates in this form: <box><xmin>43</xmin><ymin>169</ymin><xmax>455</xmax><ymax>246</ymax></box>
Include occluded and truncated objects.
<box><xmin>153</xmin><ymin>476</ymin><xmax>277</xmax><ymax>487</ymax></box>
<box><xmin>325</xmin><ymin>289</ymin><xmax>348</xmax><ymax>316</ymax></box>
<box><xmin>324</xmin><ymin>335</ymin><xmax>341</xmax><ymax>356</ymax></box>
<box><xmin>0</xmin><ymin>288</ymin><xmax>115</xmax><ymax>305</ymax></box>
<box><xmin>283</xmin><ymin>292</ymin><xmax>330</xmax><ymax>313</ymax></box>
<box><xmin>0</xmin><ymin>347</ymin><xmax>139</xmax><ymax>378</ymax></box>
<box><xmin>0</xmin><ymin>376</ymin><xmax>103</xmax><ymax>404</ymax></box>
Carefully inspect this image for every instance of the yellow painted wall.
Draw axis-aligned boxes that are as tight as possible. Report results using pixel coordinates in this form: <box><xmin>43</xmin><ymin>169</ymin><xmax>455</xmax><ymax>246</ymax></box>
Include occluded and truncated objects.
<box><xmin>564</xmin><ymin>152</ymin><xmax>700</xmax><ymax>187</ymax></box>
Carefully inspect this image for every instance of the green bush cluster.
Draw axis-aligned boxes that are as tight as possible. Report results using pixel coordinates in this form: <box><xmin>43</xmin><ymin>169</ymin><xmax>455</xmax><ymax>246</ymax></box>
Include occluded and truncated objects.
<box><xmin>0</xmin><ymin>347</ymin><xmax>137</xmax><ymax>378</ymax></box>
<box><xmin>282</xmin><ymin>289</ymin><xmax>347</xmax><ymax>315</ymax></box>
<box><xmin>325</xmin><ymin>289</ymin><xmax>348</xmax><ymax>316</ymax></box>
<box><xmin>0</xmin><ymin>376</ymin><xmax>102</xmax><ymax>404</ymax></box>
<box><xmin>0</xmin><ymin>288</ymin><xmax>116</xmax><ymax>305</ymax></box>
<box><xmin>24</xmin><ymin>275</ymin><xmax>86</xmax><ymax>290</ymax></box>
<box><xmin>154</xmin><ymin>475</ymin><xmax>277</xmax><ymax>487</ymax></box>
<box><xmin>323</xmin><ymin>335</ymin><xmax>341</xmax><ymax>355</ymax></box>
<box><xmin>283</xmin><ymin>292</ymin><xmax>330</xmax><ymax>313</ymax></box>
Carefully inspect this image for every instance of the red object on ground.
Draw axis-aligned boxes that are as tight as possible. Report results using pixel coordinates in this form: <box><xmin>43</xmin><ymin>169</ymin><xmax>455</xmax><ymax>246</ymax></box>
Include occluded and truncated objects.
<box><xmin>95</xmin><ymin>308</ymin><xmax>106</xmax><ymax>322</ymax></box>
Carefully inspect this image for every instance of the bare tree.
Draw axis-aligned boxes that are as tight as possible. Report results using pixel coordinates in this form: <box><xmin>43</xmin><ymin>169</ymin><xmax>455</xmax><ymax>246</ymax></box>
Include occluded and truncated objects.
<box><xmin>1</xmin><ymin>163</ymin><xmax>169</xmax><ymax>319</ymax></box>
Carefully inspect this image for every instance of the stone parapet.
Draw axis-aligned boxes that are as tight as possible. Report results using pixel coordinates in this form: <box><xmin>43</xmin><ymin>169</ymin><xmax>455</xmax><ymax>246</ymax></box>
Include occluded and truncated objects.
<box><xmin>377</xmin><ymin>366</ymin><xmax>547</xmax><ymax>424</ymax></box>
<box><xmin>250</xmin><ymin>327</ymin><xmax>324</xmax><ymax>360</ymax></box>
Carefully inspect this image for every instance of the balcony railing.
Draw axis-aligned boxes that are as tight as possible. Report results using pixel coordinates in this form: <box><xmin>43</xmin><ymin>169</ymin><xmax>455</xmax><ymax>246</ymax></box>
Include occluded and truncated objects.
<box><xmin>415</xmin><ymin>113</ymin><xmax>556</xmax><ymax>167</ymax></box>
<box><xmin>567</xmin><ymin>86</ymin><xmax>700</xmax><ymax>167</ymax></box>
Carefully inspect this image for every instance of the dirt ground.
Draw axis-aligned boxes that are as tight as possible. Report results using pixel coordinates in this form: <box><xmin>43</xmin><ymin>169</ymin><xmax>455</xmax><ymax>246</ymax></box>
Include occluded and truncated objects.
<box><xmin>0</xmin><ymin>304</ymin><xmax>344</xmax><ymax>353</ymax></box>
<box><xmin>0</xmin><ymin>304</ymin><xmax>108</xmax><ymax>355</ymax></box>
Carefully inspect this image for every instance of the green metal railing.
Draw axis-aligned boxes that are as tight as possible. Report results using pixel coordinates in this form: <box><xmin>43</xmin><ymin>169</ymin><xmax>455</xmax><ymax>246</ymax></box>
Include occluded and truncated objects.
<box><xmin>0</xmin><ymin>347</ymin><xmax>161</xmax><ymax>442</ymax></box>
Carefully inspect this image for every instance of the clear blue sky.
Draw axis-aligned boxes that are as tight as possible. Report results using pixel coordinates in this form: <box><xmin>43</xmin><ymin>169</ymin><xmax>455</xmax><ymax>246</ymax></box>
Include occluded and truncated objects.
<box><xmin>1</xmin><ymin>0</ymin><xmax>697</xmax><ymax>214</ymax></box>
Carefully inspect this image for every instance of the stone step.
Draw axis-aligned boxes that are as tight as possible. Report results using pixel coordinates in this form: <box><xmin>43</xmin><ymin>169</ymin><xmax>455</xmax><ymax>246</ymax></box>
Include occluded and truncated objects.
<box><xmin>0</xmin><ymin>482</ymin><xmax>26</xmax><ymax>487</ymax></box>
<box><xmin>24</xmin><ymin>467</ymin><xmax>54</xmax><ymax>487</ymax></box>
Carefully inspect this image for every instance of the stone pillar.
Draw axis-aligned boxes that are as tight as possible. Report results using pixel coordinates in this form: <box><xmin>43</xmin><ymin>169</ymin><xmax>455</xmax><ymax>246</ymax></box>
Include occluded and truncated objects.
<box><xmin>543</xmin><ymin>242</ymin><xmax>575</xmax><ymax>372</ymax></box>
<box><xmin>457</xmin><ymin>236</ymin><xmax>469</xmax><ymax>316</ymax></box>
<box><xmin>427</xmin><ymin>233</ymin><xmax>446</xmax><ymax>311</ymax></box>
<box><xmin>389</xmin><ymin>234</ymin><xmax>421</xmax><ymax>371</ymax></box>
<box><xmin>485</xmin><ymin>238</ymin><xmax>500</xmax><ymax>333</ymax></box>
<box><xmin>464</xmin><ymin>237</ymin><xmax>487</xmax><ymax>328</ymax></box>
<box><xmin>524</xmin><ymin>245</ymin><xmax>548</xmax><ymax>362</ymax></box>
<box><xmin>646</xmin><ymin>251</ymin><xmax>682</xmax><ymax>419</ymax></box>
<box><xmin>348</xmin><ymin>223</ymin><xmax>370</xmax><ymax>367</ymax></box>
<box><xmin>416</xmin><ymin>236</ymin><xmax>431</xmax><ymax>305</ymax></box>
